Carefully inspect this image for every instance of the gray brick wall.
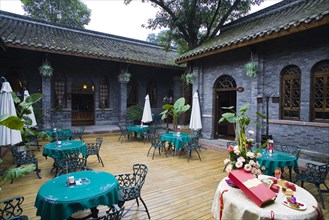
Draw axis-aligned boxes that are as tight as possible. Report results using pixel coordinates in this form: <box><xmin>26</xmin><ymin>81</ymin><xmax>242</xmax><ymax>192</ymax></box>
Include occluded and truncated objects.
<box><xmin>195</xmin><ymin>27</ymin><xmax>329</xmax><ymax>161</ymax></box>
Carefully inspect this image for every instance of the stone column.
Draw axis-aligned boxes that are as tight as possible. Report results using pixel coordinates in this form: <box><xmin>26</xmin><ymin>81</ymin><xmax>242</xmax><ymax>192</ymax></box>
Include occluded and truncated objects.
<box><xmin>118</xmin><ymin>63</ymin><xmax>130</xmax><ymax>120</ymax></box>
<box><xmin>41</xmin><ymin>75</ymin><xmax>52</xmax><ymax>129</ymax></box>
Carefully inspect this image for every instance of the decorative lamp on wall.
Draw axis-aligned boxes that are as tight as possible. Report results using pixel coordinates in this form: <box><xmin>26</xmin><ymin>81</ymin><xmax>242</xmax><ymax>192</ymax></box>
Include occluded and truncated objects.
<box><xmin>39</xmin><ymin>54</ymin><xmax>53</xmax><ymax>77</ymax></box>
<box><xmin>82</xmin><ymin>84</ymin><xmax>87</xmax><ymax>90</ymax></box>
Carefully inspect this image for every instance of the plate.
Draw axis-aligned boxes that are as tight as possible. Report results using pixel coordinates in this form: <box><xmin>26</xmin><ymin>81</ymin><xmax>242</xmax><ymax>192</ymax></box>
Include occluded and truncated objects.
<box><xmin>282</xmin><ymin>200</ymin><xmax>307</xmax><ymax>211</ymax></box>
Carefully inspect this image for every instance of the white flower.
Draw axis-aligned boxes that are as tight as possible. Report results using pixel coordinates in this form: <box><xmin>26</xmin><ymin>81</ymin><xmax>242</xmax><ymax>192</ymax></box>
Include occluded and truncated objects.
<box><xmin>233</xmin><ymin>145</ymin><xmax>239</xmax><ymax>151</ymax></box>
<box><xmin>235</xmin><ymin>161</ymin><xmax>243</xmax><ymax>168</ymax></box>
<box><xmin>256</xmin><ymin>153</ymin><xmax>262</xmax><ymax>158</ymax></box>
<box><xmin>248</xmin><ymin>130</ymin><xmax>255</xmax><ymax>135</ymax></box>
<box><xmin>225</xmin><ymin>164</ymin><xmax>233</xmax><ymax>172</ymax></box>
<box><xmin>247</xmin><ymin>138</ymin><xmax>254</xmax><ymax>143</ymax></box>
<box><xmin>257</xmin><ymin>169</ymin><xmax>262</xmax><ymax>175</ymax></box>
<box><xmin>254</xmin><ymin>162</ymin><xmax>260</xmax><ymax>169</ymax></box>
<box><xmin>237</xmin><ymin>156</ymin><xmax>245</xmax><ymax>162</ymax></box>
<box><xmin>251</xmin><ymin>167</ymin><xmax>257</xmax><ymax>175</ymax></box>
<box><xmin>244</xmin><ymin>164</ymin><xmax>252</xmax><ymax>172</ymax></box>
<box><xmin>234</xmin><ymin>149</ymin><xmax>241</xmax><ymax>155</ymax></box>
<box><xmin>249</xmin><ymin>160</ymin><xmax>255</xmax><ymax>166</ymax></box>
<box><xmin>224</xmin><ymin>158</ymin><xmax>231</xmax><ymax>165</ymax></box>
<box><xmin>246</xmin><ymin>152</ymin><xmax>255</xmax><ymax>158</ymax></box>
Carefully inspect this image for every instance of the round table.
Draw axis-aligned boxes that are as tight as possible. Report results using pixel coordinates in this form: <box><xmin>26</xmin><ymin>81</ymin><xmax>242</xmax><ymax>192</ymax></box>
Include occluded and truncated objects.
<box><xmin>43</xmin><ymin>140</ymin><xmax>87</xmax><ymax>159</ymax></box>
<box><xmin>127</xmin><ymin>125</ymin><xmax>149</xmax><ymax>136</ymax></box>
<box><xmin>160</xmin><ymin>132</ymin><xmax>190</xmax><ymax>151</ymax></box>
<box><xmin>211</xmin><ymin>177</ymin><xmax>320</xmax><ymax>220</ymax></box>
<box><xmin>256</xmin><ymin>150</ymin><xmax>299</xmax><ymax>175</ymax></box>
<box><xmin>34</xmin><ymin>170</ymin><xmax>120</xmax><ymax>220</ymax></box>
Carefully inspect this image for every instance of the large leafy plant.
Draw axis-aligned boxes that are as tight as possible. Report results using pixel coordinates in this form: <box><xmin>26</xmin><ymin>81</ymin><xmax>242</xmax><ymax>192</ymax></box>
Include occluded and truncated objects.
<box><xmin>160</xmin><ymin>97</ymin><xmax>190</xmax><ymax>131</ymax></box>
<box><xmin>219</xmin><ymin>103</ymin><xmax>268</xmax><ymax>173</ymax></box>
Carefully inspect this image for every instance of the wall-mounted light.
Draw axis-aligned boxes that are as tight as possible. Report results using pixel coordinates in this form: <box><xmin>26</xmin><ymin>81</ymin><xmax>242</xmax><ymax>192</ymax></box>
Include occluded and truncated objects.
<box><xmin>92</xmin><ymin>85</ymin><xmax>95</xmax><ymax>92</ymax></box>
<box><xmin>82</xmin><ymin>84</ymin><xmax>87</xmax><ymax>90</ymax></box>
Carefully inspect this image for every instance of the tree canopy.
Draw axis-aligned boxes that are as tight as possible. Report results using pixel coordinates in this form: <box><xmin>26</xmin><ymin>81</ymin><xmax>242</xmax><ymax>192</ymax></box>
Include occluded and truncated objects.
<box><xmin>126</xmin><ymin>0</ymin><xmax>265</xmax><ymax>53</ymax></box>
<box><xmin>21</xmin><ymin>0</ymin><xmax>91</xmax><ymax>28</ymax></box>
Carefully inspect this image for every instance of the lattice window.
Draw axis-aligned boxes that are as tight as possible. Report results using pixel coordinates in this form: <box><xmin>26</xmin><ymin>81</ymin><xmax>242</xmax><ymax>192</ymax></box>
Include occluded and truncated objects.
<box><xmin>311</xmin><ymin>60</ymin><xmax>329</xmax><ymax>122</ymax></box>
<box><xmin>53</xmin><ymin>73</ymin><xmax>66</xmax><ymax>108</ymax></box>
<box><xmin>147</xmin><ymin>80</ymin><xmax>157</xmax><ymax>108</ymax></box>
<box><xmin>99</xmin><ymin>79</ymin><xmax>109</xmax><ymax>108</ymax></box>
<box><xmin>215</xmin><ymin>75</ymin><xmax>236</xmax><ymax>90</ymax></box>
<box><xmin>280</xmin><ymin>65</ymin><xmax>301</xmax><ymax>120</ymax></box>
<box><xmin>127</xmin><ymin>77</ymin><xmax>138</xmax><ymax>107</ymax></box>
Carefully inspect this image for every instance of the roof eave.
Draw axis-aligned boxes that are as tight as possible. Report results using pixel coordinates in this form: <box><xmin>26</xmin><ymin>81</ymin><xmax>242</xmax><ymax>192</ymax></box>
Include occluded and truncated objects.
<box><xmin>176</xmin><ymin>16</ymin><xmax>329</xmax><ymax>64</ymax></box>
<box><xmin>6</xmin><ymin>43</ymin><xmax>184</xmax><ymax>70</ymax></box>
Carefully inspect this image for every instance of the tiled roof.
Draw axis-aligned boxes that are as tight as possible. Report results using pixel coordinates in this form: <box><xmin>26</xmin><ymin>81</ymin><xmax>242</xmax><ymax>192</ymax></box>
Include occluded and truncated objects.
<box><xmin>0</xmin><ymin>11</ymin><xmax>182</xmax><ymax>69</ymax></box>
<box><xmin>176</xmin><ymin>0</ymin><xmax>329</xmax><ymax>63</ymax></box>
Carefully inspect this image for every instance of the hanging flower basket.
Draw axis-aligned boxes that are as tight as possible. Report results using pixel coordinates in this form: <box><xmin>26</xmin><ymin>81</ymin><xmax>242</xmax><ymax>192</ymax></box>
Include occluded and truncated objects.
<box><xmin>245</xmin><ymin>62</ymin><xmax>258</xmax><ymax>78</ymax></box>
<box><xmin>39</xmin><ymin>62</ymin><xmax>53</xmax><ymax>77</ymax></box>
<box><xmin>118</xmin><ymin>72</ymin><xmax>131</xmax><ymax>83</ymax></box>
<box><xmin>181</xmin><ymin>73</ymin><xmax>195</xmax><ymax>85</ymax></box>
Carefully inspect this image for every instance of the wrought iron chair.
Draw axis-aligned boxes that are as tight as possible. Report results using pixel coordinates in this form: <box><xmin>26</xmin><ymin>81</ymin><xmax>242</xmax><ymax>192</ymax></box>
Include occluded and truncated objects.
<box><xmin>24</xmin><ymin>134</ymin><xmax>41</xmax><ymax>151</ymax></box>
<box><xmin>280</xmin><ymin>144</ymin><xmax>301</xmax><ymax>181</ymax></box>
<box><xmin>56</xmin><ymin>151</ymin><xmax>90</xmax><ymax>176</ymax></box>
<box><xmin>118</xmin><ymin>124</ymin><xmax>130</xmax><ymax>143</ymax></box>
<box><xmin>147</xmin><ymin>133</ymin><xmax>168</xmax><ymax>159</ymax></box>
<box><xmin>0</xmin><ymin>196</ymin><xmax>28</xmax><ymax>220</ymax></box>
<box><xmin>294</xmin><ymin>162</ymin><xmax>329</xmax><ymax>209</ymax></box>
<box><xmin>86</xmin><ymin>137</ymin><xmax>104</xmax><ymax>167</ymax></box>
<box><xmin>190</xmin><ymin>129</ymin><xmax>206</xmax><ymax>150</ymax></box>
<box><xmin>51</xmin><ymin>130</ymin><xmax>69</xmax><ymax>142</ymax></box>
<box><xmin>71</xmin><ymin>127</ymin><xmax>85</xmax><ymax>141</ymax></box>
<box><xmin>142</xmin><ymin>126</ymin><xmax>158</xmax><ymax>144</ymax></box>
<box><xmin>9</xmin><ymin>146</ymin><xmax>41</xmax><ymax>183</ymax></box>
<box><xmin>184</xmin><ymin>136</ymin><xmax>201</xmax><ymax>162</ymax></box>
<box><xmin>115</xmin><ymin>164</ymin><xmax>150</xmax><ymax>219</ymax></box>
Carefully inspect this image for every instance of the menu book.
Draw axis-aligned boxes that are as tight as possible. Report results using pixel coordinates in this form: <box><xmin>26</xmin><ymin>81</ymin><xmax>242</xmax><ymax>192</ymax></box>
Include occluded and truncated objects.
<box><xmin>228</xmin><ymin>169</ymin><xmax>277</xmax><ymax>207</ymax></box>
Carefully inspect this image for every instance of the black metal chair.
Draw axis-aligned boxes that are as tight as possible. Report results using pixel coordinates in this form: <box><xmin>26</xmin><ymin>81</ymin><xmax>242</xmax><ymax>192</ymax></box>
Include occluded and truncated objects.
<box><xmin>294</xmin><ymin>162</ymin><xmax>329</xmax><ymax>209</ymax></box>
<box><xmin>0</xmin><ymin>196</ymin><xmax>28</xmax><ymax>220</ymax></box>
<box><xmin>71</xmin><ymin>127</ymin><xmax>85</xmax><ymax>141</ymax></box>
<box><xmin>51</xmin><ymin>130</ymin><xmax>69</xmax><ymax>142</ymax></box>
<box><xmin>115</xmin><ymin>164</ymin><xmax>150</xmax><ymax>219</ymax></box>
<box><xmin>190</xmin><ymin>129</ymin><xmax>206</xmax><ymax>150</ymax></box>
<box><xmin>24</xmin><ymin>134</ymin><xmax>41</xmax><ymax>151</ymax></box>
<box><xmin>9</xmin><ymin>146</ymin><xmax>41</xmax><ymax>183</ymax></box>
<box><xmin>280</xmin><ymin>144</ymin><xmax>301</xmax><ymax>181</ymax></box>
<box><xmin>56</xmin><ymin>151</ymin><xmax>90</xmax><ymax>176</ymax></box>
<box><xmin>147</xmin><ymin>133</ymin><xmax>168</xmax><ymax>159</ymax></box>
<box><xmin>118</xmin><ymin>124</ymin><xmax>130</xmax><ymax>143</ymax></box>
<box><xmin>86</xmin><ymin>137</ymin><xmax>104</xmax><ymax>167</ymax></box>
<box><xmin>184</xmin><ymin>136</ymin><xmax>201</xmax><ymax>162</ymax></box>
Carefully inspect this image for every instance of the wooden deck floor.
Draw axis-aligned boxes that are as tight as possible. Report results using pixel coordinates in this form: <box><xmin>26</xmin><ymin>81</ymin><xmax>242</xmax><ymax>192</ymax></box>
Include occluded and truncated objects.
<box><xmin>1</xmin><ymin>133</ymin><xmax>328</xmax><ymax>220</ymax></box>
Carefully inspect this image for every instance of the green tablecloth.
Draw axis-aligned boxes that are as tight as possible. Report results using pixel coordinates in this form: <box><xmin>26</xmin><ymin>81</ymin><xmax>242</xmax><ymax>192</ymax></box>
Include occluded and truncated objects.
<box><xmin>128</xmin><ymin>125</ymin><xmax>149</xmax><ymax>136</ymax></box>
<box><xmin>160</xmin><ymin>132</ymin><xmax>190</xmax><ymax>150</ymax></box>
<box><xmin>43</xmin><ymin>140</ymin><xmax>87</xmax><ymax>159</ymax></box>
<box><xmin>44</xmin><ymin>129</ymin><xmax>73</xmax><ymax>139</ymax></box>
<box><xmin>35</xmin><ymin>170</ymin><xmax>120</xmax><ymax>220</ymax></box>
<box><xmin>256</xmin><ymin>149</ymin><xmax>299</xmax><ymax>175</ymax></box>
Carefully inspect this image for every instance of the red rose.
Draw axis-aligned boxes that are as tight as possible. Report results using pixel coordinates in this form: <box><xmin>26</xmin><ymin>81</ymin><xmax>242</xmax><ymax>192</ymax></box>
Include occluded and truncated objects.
<box><xmin>227</xmin><ymin>145</ymin><xmax>234</xmax><ymax>152</ymax></box>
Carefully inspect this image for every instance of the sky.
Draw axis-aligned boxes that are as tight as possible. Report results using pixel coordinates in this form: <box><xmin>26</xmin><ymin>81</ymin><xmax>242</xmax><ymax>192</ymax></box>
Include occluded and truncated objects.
<box><xmin>0</xmin><ymin>0</ymin><xmax>282</xmax><ymax>41</ymax></box>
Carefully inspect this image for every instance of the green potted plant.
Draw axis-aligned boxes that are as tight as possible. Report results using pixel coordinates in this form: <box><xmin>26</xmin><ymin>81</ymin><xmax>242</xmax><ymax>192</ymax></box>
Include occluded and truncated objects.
<box><xmin>245</xmin><ymin>61</ymin><xmax>258</xmax><ymax>78</ymax></box>
<box><xmin>181</xmin><ymin>73</ymin><xmax>195</xmax><ymax>85</ymax></box>
<box><xmin>127</xmin><ymin>105</ymin><xmax>143</xmax><ymax>124</ymax></box>
<box><xmin>160</xmin><ymin>97</ymin><xmax>190</xmax><ymax>131</ymax></box>
<box><xmin>39</xmin><ymin>62</ymin><xmax>53</xmax><ymax>77</ymax></box>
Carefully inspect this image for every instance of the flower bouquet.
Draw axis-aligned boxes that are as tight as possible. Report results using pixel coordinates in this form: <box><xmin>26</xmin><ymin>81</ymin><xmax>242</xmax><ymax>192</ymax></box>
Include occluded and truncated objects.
<box><xmin>219</xmin><ymin>103</ymin><xmax>268</xmax><ymax>175</ymax></box>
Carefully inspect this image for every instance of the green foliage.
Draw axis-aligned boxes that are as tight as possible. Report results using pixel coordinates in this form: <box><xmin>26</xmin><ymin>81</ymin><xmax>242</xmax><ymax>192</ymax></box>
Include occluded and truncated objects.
<box><xmin>0</xmin><ymin>114</ymin><xmax>24</xmax><ymax>130</ymax></box>
<box><xmin>219</xmin><ymin>103</ymin><xmax>267</xmax><ymax>153</ymax></box>
<box><xmin>127</xmin><ymin>105</ymin><xmax>143</xmax><ymax>122</ymax></box>
<box><xmin>1</xmin><ymin>164</ymin><xmax>36</xmax><ymax>182</ymax></box>
<box><xmin>21</xmin><ymin>0</ymin><xmax>91</xmax><ymax>28</ymax></box>
<box><xmin>245</xmin><ymin>61</ymin><xmax>258</xmax><ymax>77</ymax></box>
<box><xmin>160</xmin><ymin>97</ymin><xmax>190</xmax><ymax>131</ymax></box>
<box><xmin>127</xmin><ymin>0</ymin><xmax>265</xmax><ymax>51</ymax></box>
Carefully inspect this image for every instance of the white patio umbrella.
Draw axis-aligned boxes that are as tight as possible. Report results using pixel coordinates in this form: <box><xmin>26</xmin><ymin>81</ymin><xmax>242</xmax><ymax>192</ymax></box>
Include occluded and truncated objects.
<box><xmin>0</xmin><ymin>79</ymin><xmax>22</xmax><ymax>146</ymax></box>
<box><xmin>189</xmin><ymin>91</ymin><xmax>202</xmax><ymax>130</ymax></box>
<box><xmin>141</xmin><ymin>94</ymin><xmax>153</xmax><ymax>123</ymax></box>
<box><xmin>24</xmin><ymin>89</ymin><xmax>37</xmax><ymax>127</ymax></box>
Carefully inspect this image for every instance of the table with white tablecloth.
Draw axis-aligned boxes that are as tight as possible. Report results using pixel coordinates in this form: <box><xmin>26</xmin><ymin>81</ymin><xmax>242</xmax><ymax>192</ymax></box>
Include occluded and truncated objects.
<box><xmin>211</xmin><ymin>177</ymin><xmax>321</xmax><ymax>220</ymax></box>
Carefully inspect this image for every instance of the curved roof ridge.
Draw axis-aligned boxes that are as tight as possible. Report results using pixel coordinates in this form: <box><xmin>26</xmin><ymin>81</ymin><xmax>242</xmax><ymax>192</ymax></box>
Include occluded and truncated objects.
<box><xmin>222</xmin><ymin>0</ymin><xmax>305</xmax><ymax>32</ymax></box>
<box><xmin>0</xmin><ymin>10</ymin><xmax>168</xmax><ymax>50</ymax></box>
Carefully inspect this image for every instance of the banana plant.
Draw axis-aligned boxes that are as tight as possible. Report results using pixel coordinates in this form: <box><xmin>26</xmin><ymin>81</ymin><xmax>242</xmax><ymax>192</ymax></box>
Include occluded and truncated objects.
<box><xmin>160</xmin><ymin>97</ymin><xmax>190</xmax><ymax>131</ymax></box>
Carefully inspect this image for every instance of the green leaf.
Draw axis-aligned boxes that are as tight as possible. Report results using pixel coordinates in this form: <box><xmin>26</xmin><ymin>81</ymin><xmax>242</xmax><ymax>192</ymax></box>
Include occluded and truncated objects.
<box><xmin>2</xmin><ymin>164</ymin><xmax>36</xmax><ymax>181</ymax></box>
<box><xmin>0</xmin><ymin>114</ymin><xmax>24</xmax><ymax>130</ymax></box>
<box><xmin>256</xmin><ymin>111</ymin><xmax>266</xmax><ymax>119</ymax></box>
<box><xmin>239</xmin><ymin>103</ymin><xmax>250</xmax><ymax>113</ymax></box>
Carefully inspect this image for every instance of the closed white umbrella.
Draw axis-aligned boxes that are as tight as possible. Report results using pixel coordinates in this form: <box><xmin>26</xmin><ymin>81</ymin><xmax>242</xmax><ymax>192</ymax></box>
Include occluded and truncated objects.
<box><xmin>0</xmin><ymin>79</ymin><xmax>22</xmax><ymax>146</ymax></box>
<box><xmin>24</xmin><ymin>89</ymin><xmax>37</xmax><ymax>127</ymax></box>
<box><xmin>141</xmin><ymin>94</ymin><xmax>153</xmax><ymax>123</ymax></box>
<box><xmin>189</xmin><ymin>91</ymin><xmax>202</xmax><ymax>130</ymax></box>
